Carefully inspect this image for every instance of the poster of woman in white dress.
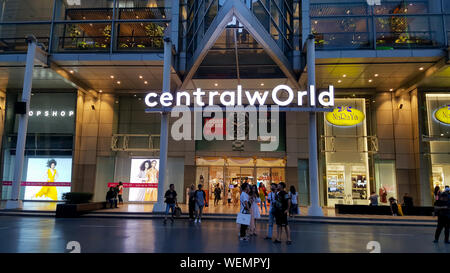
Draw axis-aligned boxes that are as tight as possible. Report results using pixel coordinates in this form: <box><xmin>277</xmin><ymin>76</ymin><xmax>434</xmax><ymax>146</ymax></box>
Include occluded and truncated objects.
<box><xmin>128</xmin><ymin>159</ymin><xmax>159</xmax><ymax>202</ymax></box>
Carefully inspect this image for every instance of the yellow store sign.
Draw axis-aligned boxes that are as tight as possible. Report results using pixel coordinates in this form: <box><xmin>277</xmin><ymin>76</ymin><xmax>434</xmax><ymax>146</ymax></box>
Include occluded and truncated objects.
<box><xmin>326</xmin><ymin>106</ymin><xmax>365</xmax><ymax>126</ymax></box>
<box><xmin>435</xmin><ymin>105</ymin><xmax>450</xmax><ymax>124</ymax></box>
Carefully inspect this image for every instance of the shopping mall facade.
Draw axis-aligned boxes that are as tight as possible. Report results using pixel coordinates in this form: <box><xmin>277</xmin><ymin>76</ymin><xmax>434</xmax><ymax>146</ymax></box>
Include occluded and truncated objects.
<box><xmin>0</xmin><ymin>0</ymin><xmax>450</xmax><ymax>209</ymax></box>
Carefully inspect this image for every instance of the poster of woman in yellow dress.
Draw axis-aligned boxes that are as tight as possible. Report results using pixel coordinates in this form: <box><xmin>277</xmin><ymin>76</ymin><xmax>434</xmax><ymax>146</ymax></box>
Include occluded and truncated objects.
<box><xmin>129</xmin><ymin>159</ymin><xmax>159</xmax><ymax>202</ymax></box>
<box><xmin>34</xmin><ymin>159</ymin><xmax>59</xmax><ymax>200</ymax></box>
<box><xmin>24</xmin><ymin>157</ymin><xmax>72</xmax><ymax>201</ymax></box>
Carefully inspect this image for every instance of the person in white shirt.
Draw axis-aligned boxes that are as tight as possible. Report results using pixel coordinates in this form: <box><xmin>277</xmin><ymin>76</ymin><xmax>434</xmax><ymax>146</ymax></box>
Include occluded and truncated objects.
<box><xmin>289</xmin><ymin>185</ymin><xmax>299</xmax><ymax>217</ymax></box>
<box><xmin>264</xmin><ymin>183</ymin><xmax>278</xmax><ymax>240</ymax></box>
<box><xmin>239</xmin><ymin>183</ymin><xmax>250</xmax><ymax>241</ymax></box>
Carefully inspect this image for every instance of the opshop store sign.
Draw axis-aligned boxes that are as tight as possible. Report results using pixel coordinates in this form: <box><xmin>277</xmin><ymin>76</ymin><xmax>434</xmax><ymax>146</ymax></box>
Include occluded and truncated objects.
<box><xmin>108</xmin><ymin>183</ymin><xmax>158</xmax><ymax>188</ymax></box>
<box><xmin>2</xmin><ymin>181</ymin><xmax>71</xmax><ymax>187</ymax></box>
<box><xmin>435</xmin><ymin>105</ymin><xmax>450</xmax><ymax>125</ymax></box>
<box><xmin>326</xmin><ymin>106</ymin><xmax>365</xmax><ymax>126</ymax></box>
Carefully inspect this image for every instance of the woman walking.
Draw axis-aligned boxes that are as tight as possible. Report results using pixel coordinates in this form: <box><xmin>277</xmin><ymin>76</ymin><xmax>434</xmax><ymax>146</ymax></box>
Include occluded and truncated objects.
<box><xmin>288</xmin><ymin>185</ymin><xmax>299</xmax><ymax>217</ymax></box>
<box><xmin>188</xmin><ymin>184</ymin><xmax>196</xmax><ymax>221</ymax></box>
<box><xmin>434</xmin><ymin>192</ymin><xmax>450</xmax><ymax>243</ymax></box>
<box><xmin>248</xmin><ymin>184</ymin><xmax>261</xmax><ymax>236</ymax></box>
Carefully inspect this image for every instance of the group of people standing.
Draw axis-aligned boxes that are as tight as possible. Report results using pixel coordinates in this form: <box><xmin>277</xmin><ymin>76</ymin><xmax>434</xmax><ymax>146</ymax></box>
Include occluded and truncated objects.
<box><xmin>239</xmin><ymin>182</ymin><xmax>299</xmax><ymax>244</ymax></box>
<box><xmin>106</xmin><ymin>182</ymin><xmax>124</xmax><ymax>208</ymax></box>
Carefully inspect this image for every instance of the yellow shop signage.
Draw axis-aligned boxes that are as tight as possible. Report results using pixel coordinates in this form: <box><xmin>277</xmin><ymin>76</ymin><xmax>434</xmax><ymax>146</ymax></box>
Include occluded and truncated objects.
<box><xmin>435</xmin><ymin>105</ymin><xmax>450</xmax><ymax>124</ymax></box>
<box><xmin>326</xmin><ymin>106</ymin><xmax>365</xmax><ymax>126</ymax></box>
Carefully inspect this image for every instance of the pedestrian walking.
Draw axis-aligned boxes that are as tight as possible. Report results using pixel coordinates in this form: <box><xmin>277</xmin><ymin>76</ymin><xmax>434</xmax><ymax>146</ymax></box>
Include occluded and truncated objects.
<box><xmin>389</xmin><ymin>197</ymin><xmax>399</xmax><ymax>216</ymax></box>
<box><xmin>369</xmin><ymin>191</ymin><xmax>378</xmax><ymax>206</ymax></box>
<box><xmin>289</xmin><ymin>186</ymin><xmax>299</xmax><ymax>217</ymax></box>
<box><xmin>435</xmin><ymin>186</ymin><xmax>441</xmax><ymax>201</ymax></box>
<box><xmin>248</xmin><ymin>184</ymin><xmax>261</xmax><ymax>236</ymax></box>
<box><xmin>117</xmin><ymin>182</ymin><xmax>124</xmax><ymax>206</ymax></box>
<box><xmin>106</xmin><ymin>187</ymin><xmax>118</xmax><ymax>208</ymax></box>
<box><xmin>264</xmin><ymin>183</ymin><xmax>278</xmax><ymax>241</ymax></box>
<box><xmin>434</xmin><ymin>192</ymin><xmax>450</xmax><ymax>243</ymax></box>
<box><xmin>239</xmin><ymin>182</ymin><xmax>250</xmax><ymax>241</ymax></box>
<box><xmin>273</xmin><ymin>182</ymin><xmax>292</xmax><ymax>244</ymax></box>
<box><xmin>188</xmin><ymin>184</ymin><xmax>196</xmax><ymax>221</ymax></box>
<box><xmin>194</xmin><ymin>184</ymin><xmax>207</xmax><ymax>223</ymax></box>
<box><xmin>227</xmin><ymin>189</ymin><xmax>232</xmax><ymax>206</ymax></box>
<box><xmin>163</xmin><ymin>184</ymin><xmax>178</xmax><ymax>224</ymax></box>
<box><xmin>214</xmin><ymin>184</ymin><xmax>222</xmax><ymax>206</ymax></box>
<box><xmin>259</xmin><ymin>184</ymin><xmax>268</xmax><ymax>214</ymax></box>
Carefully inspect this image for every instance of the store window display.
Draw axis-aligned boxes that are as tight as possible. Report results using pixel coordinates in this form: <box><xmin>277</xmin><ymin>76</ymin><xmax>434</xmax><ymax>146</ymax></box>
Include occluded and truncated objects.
<box><xmin>323</xmin><ymin>98</ymin><xmax>371</xmax><ymax>207</ymax></box>
<box><xmin>425</xmin><ymin>94</ymin><xmax>450</xmax><ymax>191</ymax></box>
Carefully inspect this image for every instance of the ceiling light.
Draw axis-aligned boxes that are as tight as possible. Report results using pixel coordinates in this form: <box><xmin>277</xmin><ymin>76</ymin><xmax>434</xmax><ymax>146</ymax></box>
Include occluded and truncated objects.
<box><xmin>419</xmin><ymin>67</ymin><xmax>424</xmax><ymax>71</ymax></box>
<box><xmin>117</xmin><ymin>81</ymin><xmax>121</xmax><ymax>84</ymax></box>
<box><xmin>374</xmin><ymin>74</ymin><xmax>379</xmax><ymax>77</ymax></box>
<box><xmin>338</xmin><ymin>80</ymin><xmax>342</xmax><ymax>83</ymax></box>
<box><xmin>99</xmin><ymin>90</ymin><xmax>103</xmax><ymax>93</ymax></box>
<box><xmin>69</xmin><ymin>70</ymin><xmax>74</xmax><ymax>74</ymax></box>
<box><xmin>214</xmin><ymin>83</ymin><xmax>218</xmax><ymax>87</ymax></box>
<box><xmin>389</xmin><ymin>88</ymin><xmax>394</xmax><ymax>91</ymax></box>
<box><xmin>144</xmin><ymin>81</ymin><xmax>148</xmax><ymax>84</ymax></box>
<box><xmin>260</xmin><ymin>83</ymin><xmax>264</xmax><ymax>86</ymax></box>
<box><xmin>139</xmin><ymin>75</ymin><xmax>143</xmax><ymax>79</ymax></box>
<box><xmin>110</xmin><ymin>75</ymin><xmax>115</xmax><ymax>79</ymax></box>
<box><xmin>134</xmin><ymin>94</ymin><xmax>137</xmax><ymax>97</ymax></box>
<box><xmin>368</xmin><ymin>79</ymin><xmax>373</xmax><ymax>83</ymax></box>
<box><xmin>343</xmin><ymin>74</ymin><xmax>347</xmax><ymax>78</ymax></box>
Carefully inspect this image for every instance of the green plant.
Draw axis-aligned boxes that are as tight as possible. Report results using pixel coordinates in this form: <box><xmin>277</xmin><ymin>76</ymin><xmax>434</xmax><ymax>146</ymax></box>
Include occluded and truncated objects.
<box><xmin>62</xmin><ymin>192</ymin><xmax>93</xmax><ymax>204</ymax></box>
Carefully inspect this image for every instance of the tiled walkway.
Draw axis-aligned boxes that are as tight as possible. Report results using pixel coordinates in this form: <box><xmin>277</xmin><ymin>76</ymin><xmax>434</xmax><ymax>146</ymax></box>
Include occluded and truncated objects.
<box><xmin>0</xmin><ymin>201</ymin><xmax>436</xmax><ymax>221</ymax></box>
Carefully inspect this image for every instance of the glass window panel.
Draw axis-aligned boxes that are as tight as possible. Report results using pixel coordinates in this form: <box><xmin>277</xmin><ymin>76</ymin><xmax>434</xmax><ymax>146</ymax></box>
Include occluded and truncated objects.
<box><xmin>0</xmin><ymin>24</ymin><xmax>51</xmax><ymax>52</ymax></box>
<box><xmin>252</xmin><ymin>0</ymin><xmax>270</xmax><ymax>31</ymax></box>
<box><xmin>55</xmin><ymin>23</ymin><xmax>111</xmax><ymax>52</ymax></box>
<box><xmin>116</xmin><ymin>22</ymin><xmax>165</xmax><ymax>51</ymax></box>
<box><xmin>0</xmin><ymin>0</ymin><xmax>54</xmax><ymax>21</ymax></box>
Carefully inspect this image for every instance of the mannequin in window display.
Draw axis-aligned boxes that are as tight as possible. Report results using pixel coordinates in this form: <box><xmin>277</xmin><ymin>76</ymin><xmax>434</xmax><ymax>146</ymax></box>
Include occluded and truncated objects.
<box><xmin>379</xmin><ymin>186</ymin><xmax>388</xmax><ymax>204</ymax></box>
<box><xmin>35</xmin><ymin>159</ymin><xmax>59</xmax><ymax>200</ymax></box>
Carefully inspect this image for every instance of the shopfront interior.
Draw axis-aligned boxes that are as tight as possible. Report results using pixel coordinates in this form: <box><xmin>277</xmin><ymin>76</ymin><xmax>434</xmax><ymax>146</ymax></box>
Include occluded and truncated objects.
<box><xmin>195</xmin><ymin>157</ymin><xmax>285</xmax><ymax>206</ymax></box>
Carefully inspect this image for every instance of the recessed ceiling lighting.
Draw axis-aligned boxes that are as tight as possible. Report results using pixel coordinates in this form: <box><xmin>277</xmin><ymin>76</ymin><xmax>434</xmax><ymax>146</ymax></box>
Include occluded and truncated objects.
<box><xmin>69</xmin><ymin>70</ymin><xmax>74</xmax><ymax>74</ymax></box>
<box><xmin>144</xmin><ymin>81</ymin><xmax>148</xmax><ymax>84</ymax></box>
<box><xmin>99</xmin><ymin>90</ymin><xmax>103</xmax><ymax>93</ymax></box>
<box><xmin>368</xmin><ymin>79</ymin><xmax>373</xmax><ymax>83</ymax></box>
<box><xmin>343</xmin><ymin>74</ymin><xmax>347</xmax><ymax>78</ymax></box>
<box><xmin>374</xmin><ymin>74</ymin><xmax>379</xmax><ymax>77</ymax></box>
<box><xmin>260</xmin><ymin>83</ymin><xmax>264</xmax><ymax>86</ymax></box>
<box><xmin>338</xmin><ymin>80</ymin><xmax>342</xmax><ymax>83</ymax></box>
<box><xmin>419</xmin><ymin>67</ymin><xmax>424</xmax><ymax>71</ymax></box>
<box><xmin>139</xmin><ymin>75</ymin><xmax>143</xmax><ymax>79</ymax></box>
<box><xmin>389</xmin><ymin>88</ymin><xmax>394</xmax><ymax>91</ymax></box>
<box><xmin>110</xmin><ymin>75</ymin><xmax>115</xmax><ymax>79</ymax></box>
<box><xmin>117</xmin><ymin>81</ymin><xmax>121</xmax><ymax>84</ymax></box>
<box><xmin>134</xmin><ymin>94</ymin><xmax>137</xmax><ymax>97</ymax></box>
<box><xmin>214</xmin><ymin>83</ymin><xmax>218</xmax><ymax>87</ymax></box>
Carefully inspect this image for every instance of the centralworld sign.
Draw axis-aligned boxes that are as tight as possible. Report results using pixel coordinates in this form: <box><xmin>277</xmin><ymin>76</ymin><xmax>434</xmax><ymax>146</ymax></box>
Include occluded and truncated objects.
<box><xmin>144</xmin><ymin>85</ymin><xmax>334</xmax><ymax>151</ymax></box>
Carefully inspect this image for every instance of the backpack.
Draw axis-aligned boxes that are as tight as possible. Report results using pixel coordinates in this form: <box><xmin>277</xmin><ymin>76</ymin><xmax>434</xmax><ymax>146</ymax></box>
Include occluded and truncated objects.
<box><xmin>273</xmin><ymin>193</ymin><xmax>284</xmax><ymax>212</ymax></box>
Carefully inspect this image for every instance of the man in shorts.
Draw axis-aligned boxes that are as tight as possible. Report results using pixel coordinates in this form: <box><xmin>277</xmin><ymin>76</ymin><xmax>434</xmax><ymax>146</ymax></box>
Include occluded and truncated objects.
<box><xmin>273</xmin><ymin>182</ymin><xmax>292</xmax><ymax>244</ymax></box>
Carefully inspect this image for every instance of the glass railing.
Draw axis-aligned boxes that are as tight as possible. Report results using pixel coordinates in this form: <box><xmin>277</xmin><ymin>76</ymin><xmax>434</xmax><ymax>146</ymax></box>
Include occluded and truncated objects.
<box><xmin>312</xmin><ymin>14</ymin><xmax>446</xmax><ymax>50</ymax></box>
<box><xmin>0</xmin><ymin>23</ymin><xmax>51</xmax><ymax>53</ymax></box>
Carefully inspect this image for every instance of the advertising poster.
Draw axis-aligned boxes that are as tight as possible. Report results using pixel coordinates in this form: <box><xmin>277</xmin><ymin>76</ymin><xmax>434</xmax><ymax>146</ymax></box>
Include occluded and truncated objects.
<box><xmin>128</xmin><ymin>159</ymin><xmax>159</xmax><ymax>202</ymax></box>
<box><xmin>24</xmin><ymin>158</ymin><xmax>72</xmax><ymax>201</ymax></box>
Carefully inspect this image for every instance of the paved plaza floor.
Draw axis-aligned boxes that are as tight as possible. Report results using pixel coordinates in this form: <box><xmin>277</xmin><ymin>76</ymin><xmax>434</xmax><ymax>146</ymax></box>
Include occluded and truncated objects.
<box><xmin>0</xmin><ymin>216</ymin><xmax>447</xmax><ymax>253</ymax></box>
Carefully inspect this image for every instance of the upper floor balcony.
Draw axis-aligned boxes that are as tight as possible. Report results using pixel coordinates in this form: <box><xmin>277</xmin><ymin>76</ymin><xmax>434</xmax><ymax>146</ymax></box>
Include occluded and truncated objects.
<box><xmin>0</xmin><ymin>0</ymin><xmax>170</xmax><ymax>53</ymax></box>
<box><xmin>311</xmin><ymin>0</ymin><xmax>450</xmax><ymax>51</ymax></box>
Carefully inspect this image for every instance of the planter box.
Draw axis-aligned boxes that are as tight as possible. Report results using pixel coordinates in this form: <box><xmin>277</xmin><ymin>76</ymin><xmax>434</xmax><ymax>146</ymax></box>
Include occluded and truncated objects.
<box><xmin>335</xmin><ymin>204</ymin><xmax>434</xmax><ymax>216</ymax></box>
<box><xmin>56</xmin><ymin>202</ymin><xmax>107</xmax><ymax>218</ymax></box>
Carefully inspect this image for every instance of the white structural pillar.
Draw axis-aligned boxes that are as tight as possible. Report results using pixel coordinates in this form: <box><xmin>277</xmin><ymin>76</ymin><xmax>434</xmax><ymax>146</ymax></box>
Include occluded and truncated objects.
<box><xmin>6</xmin><ymin>36</ymin><xmax>37</xmax><ymax>209</ymax></box>
<box><xmin>306</xmin><ymin>34</ymin><xmax>323</xmax><ymax>217</ymax></box>
<box><xmin>153</xmin><ymin>34</ymin><xmax>172</xmax><ymax>212</ymax></box>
